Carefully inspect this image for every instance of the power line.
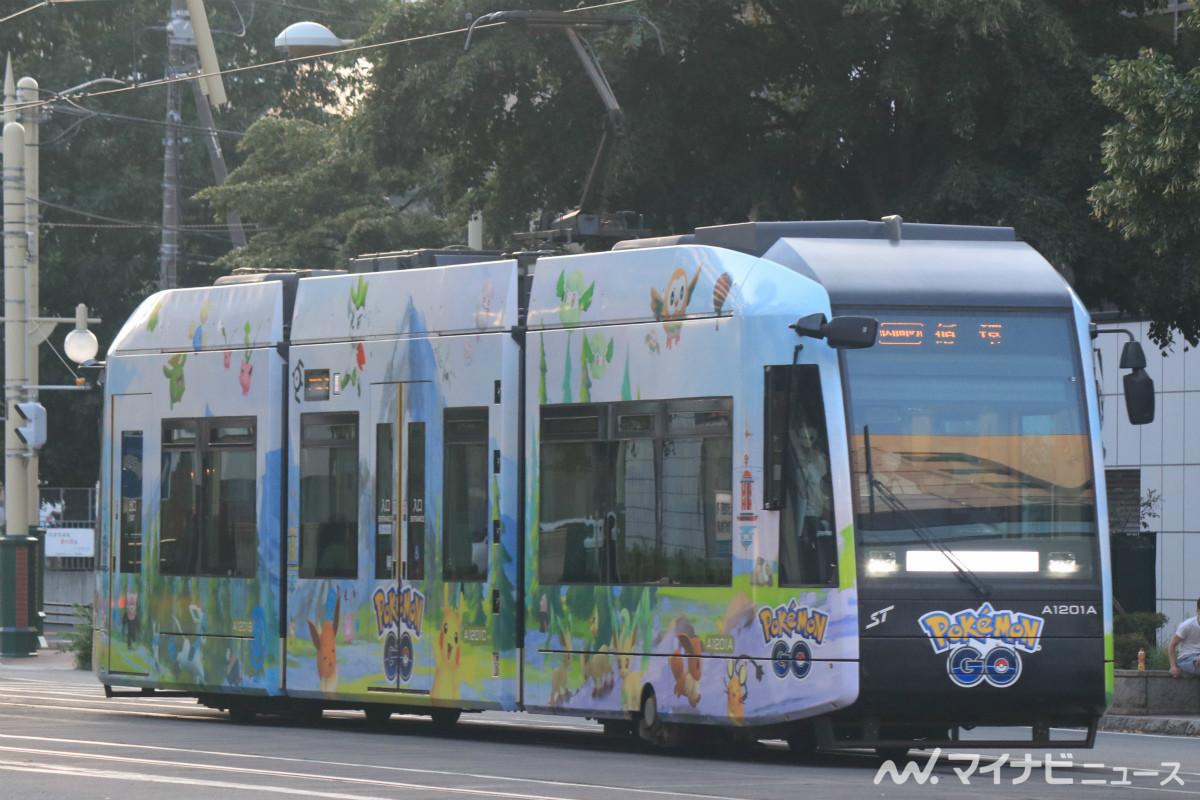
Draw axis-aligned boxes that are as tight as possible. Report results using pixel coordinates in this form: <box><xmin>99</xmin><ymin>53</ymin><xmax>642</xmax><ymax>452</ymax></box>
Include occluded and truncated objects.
<box><xmin>4</xmin><ymin>0</ymin><xmax>640</xmax><ymax>116</ymax></box>
<box><xmin>48</xmin><ymin>99</ymin><xmax>247</xmax><ymax>140</ymax></box>
<box><xmin>38</xmin><ymin>198</ymin><xmax>269</xmax><ymax>234</ymax></box>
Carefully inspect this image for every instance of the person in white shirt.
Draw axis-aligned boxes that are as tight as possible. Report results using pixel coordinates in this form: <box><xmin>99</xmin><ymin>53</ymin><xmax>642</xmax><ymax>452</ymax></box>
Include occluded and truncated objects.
<box><xmin>1168</xmin><ymin>597</ymin><xmax>1200</xmax><ymax>678</ymax></box>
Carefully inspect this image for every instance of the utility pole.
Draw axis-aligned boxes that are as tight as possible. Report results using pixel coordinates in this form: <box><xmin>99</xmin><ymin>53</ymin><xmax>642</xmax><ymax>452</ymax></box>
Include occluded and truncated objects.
<box><xmin>3</xmin><ymin>108</ymin><xmax>29</xmax><ymax>538</ymax></box>
<box><xmin>189</xmin><ymin>79</ymin><xmax>245</xmax><ymax>248</ymax></box>
<box><xmin>159</xmin><ymin>0</ymin><xmax>185</xmax><ymax>291</ymax></box>
<box><xmin>18</xmin><ymin>75</ymin><xmax>40</xmax><ymax>526</ymax></box>
<box><xmin>160</xmin><ymin>0</ymin><xmax>244</xmax><ymax>288</ymax></box>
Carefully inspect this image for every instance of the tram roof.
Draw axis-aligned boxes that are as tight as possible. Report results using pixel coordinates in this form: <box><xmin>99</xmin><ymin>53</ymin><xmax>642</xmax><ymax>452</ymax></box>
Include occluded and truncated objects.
<box><xmin>617</xmin><ymin>220</ymin><xmax>1074</xmax><ymax>310</ymax></box>
<box><xmin>764</xmin><ymin>236</ymin><xmax>1074</xmax><ymax>310</ymax></box>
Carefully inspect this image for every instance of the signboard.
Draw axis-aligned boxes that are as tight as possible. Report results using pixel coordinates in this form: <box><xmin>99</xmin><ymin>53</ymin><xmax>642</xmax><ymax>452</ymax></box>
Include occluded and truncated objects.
<box><xmin>44</xmin><ymin>528</ymin><xmax>95</xmax><ymax>558</ymax></box>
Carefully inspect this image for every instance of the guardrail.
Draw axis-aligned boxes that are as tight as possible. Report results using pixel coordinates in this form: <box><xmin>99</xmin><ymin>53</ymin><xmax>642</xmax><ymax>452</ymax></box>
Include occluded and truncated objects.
<box><xmin>43</xmin><ymin>601</ymin><xmax>88</xmax><ymax>632</ymax></box>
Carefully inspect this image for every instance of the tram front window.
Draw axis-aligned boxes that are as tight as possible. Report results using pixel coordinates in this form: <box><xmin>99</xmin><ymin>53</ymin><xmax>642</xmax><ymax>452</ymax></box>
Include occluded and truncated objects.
<box><xmin>841</xmin><ymin>310</ymin><xmax>1097</xmax><ymax>582</ymax></box>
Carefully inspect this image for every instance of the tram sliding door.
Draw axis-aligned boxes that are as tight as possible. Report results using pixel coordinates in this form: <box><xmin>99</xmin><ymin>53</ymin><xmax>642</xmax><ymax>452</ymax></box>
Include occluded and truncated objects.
<box><xmin>369</xmin><ymin>381</ymin><xmax>433</xmax><ymax>697</ymax></box>
<box><xmin>105</xmin><ymin>393</ymin><xmax>155</xmax><ymax>678</ymax></box>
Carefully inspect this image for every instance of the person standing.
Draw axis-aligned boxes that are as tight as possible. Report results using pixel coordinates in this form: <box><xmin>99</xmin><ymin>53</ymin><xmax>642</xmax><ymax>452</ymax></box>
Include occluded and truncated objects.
<box><xmin>1168</xmin><ymin>597</ymin><xmax>1200</xmax><ymax>677</ymax></box>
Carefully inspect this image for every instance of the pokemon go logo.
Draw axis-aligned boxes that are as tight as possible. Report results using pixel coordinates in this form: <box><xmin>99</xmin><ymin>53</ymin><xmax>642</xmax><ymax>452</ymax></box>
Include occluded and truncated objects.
<box><xmin>758</xmin><ymin>601</ymin><xmax>829</xmax><ymax>681</ymax></box>
<box><xmin>918</xmin><ymin>603</ymin><xmax>1044</xmax><ymax>688</ymax></box>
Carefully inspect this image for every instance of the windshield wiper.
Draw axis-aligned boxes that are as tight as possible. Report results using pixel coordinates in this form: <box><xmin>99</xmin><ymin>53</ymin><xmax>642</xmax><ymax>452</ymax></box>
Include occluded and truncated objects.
<box><xmin>870</xmin><ymin>478</ymin><xmax>993</xmax><ymax>599</ymax></box>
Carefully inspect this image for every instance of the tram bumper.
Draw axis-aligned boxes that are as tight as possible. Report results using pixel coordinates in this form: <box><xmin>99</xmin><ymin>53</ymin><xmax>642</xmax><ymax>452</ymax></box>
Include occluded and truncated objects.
<box><xmin>827</xmin><ymin>597</ymin><xmax>1107</xmax><ymax>749</ymax></box>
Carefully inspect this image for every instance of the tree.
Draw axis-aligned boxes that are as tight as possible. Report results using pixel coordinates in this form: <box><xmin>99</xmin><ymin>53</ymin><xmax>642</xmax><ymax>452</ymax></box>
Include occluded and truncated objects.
<box><xmin>196</xmin><ymin>117</ymin><xmax>458</xmax><ymax>271</ymax></box>
<box><xmin>338</xmin><ymin>0</ymin><xmax>1155</xmax><ymax>281</ymax></box>
<box><xmin>0</xmin><ymin>0</ymin><xmax>384</xmax><ymax>485</ymax></box>
<box><xmin>1091</xmin><ymin>27</ymin><xmax>1200</xmax><ymax>347</ymax></box>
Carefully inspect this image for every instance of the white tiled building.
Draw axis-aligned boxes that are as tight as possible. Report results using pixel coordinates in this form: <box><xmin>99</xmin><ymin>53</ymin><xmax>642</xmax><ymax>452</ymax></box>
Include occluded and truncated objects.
<box><xmin>1096</xmin><ymin>320</ymin><xmax>1200</xmax><ymax>638</ymax></box>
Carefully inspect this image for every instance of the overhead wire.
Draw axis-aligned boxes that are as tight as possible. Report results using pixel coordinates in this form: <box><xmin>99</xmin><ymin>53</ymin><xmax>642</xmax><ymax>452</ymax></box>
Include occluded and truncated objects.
<box><xmin>7</xmin><ymin>0</ymin><xmax>642</xmax><ymax>239</ymax></box>
<box><xmin>3</xmin><ymin>0</ymin><xmax>641</xmax><ymax>117</ymax></box>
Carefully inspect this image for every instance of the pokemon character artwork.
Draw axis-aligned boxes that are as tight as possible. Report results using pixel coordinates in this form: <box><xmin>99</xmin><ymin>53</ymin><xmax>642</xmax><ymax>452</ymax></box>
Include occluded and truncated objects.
<box><xmin>308</xmin><ymin>592</ymin><xmax>340</xmax><ymax>694</ymax></box>
<box><xmin>650</xmin><ymin>266</ymin><xmax>701</xmax><ymax>348</ymax></box>
<box><xmin>432</xmin><ymin>585</ymin><xmax>464</xmax><ymax>701</ymax></box>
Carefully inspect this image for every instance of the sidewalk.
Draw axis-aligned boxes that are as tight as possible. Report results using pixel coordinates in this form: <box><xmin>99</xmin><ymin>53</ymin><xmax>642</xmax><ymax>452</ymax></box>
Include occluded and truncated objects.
<box><xmin>0</xmin><ymin>642</ymin><xmax>79</xmax><ymax>670</ymax></box>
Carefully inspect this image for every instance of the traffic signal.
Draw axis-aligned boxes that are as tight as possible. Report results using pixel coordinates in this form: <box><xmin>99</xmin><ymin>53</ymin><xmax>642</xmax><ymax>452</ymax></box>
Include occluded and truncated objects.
<box><xmin>14</xmin><ymin>401</ymin><xmax>46</xmax><ymax>450</ymax></box>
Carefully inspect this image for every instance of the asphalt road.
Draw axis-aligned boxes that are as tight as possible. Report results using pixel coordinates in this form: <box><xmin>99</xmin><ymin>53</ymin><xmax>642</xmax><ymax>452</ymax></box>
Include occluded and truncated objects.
<box><xmin>1</xmin><ymin>655</ymin><xmax>1198</xmax><ymax>800</ymax></box>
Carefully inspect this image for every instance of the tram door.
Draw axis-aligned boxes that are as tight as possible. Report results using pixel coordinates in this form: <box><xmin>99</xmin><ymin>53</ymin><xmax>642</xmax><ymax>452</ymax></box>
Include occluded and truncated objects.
<box><xmin>370</xmin><ymin>381</ymin><xmax>433</xmax><ymax>695</ymax></box>
<box><xmin>105</xmin><ymin>393</ymin><xmax>154</xmax><ymax>677</ymax></box>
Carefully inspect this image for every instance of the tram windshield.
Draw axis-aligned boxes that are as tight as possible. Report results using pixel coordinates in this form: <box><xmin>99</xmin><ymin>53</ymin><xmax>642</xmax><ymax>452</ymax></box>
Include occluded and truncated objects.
<box><xmin>840</xmin><ymin>309</ymin><xmax>1097</xmax><ymax>583</ymax></box>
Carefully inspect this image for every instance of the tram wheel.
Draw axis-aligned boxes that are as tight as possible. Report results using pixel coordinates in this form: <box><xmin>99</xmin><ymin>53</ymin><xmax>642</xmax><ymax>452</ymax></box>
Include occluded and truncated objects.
<box><xmin>637</xmin><ymin>690</ymin><xmax>659</xmax><ymax>743</ymax></box>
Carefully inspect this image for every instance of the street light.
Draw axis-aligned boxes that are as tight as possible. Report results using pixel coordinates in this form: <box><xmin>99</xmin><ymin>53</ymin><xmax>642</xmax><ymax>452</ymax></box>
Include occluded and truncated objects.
<box><xmin>63</xmin><ymin>304</ymin><xmax>99</xmax><ymax>365</ymax></box>
<box><xmin>274</xmin><ymin>21</ymin><xmax>353</xmax><ymax>58</ymax></box>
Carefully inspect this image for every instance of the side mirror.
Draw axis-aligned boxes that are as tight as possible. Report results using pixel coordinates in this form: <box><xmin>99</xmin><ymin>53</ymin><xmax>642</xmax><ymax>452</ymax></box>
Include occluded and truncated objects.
<box><xmin>1113</xmin><ymin>340</ymin><xmax>1152</xmax><ymax>422</ymax></box>
<box><xmin>1119</xmin><ymin>341</ymin><xmax>1154</xmax><ymax>425</ymax></box>
<box><xmin>1093</xmin><ymin>331</ymin><xmax>1156</xmax><ymax>426</ymax></box>
<box><xmin>791</xmin><ymin>313</ymin><xmax>878</xmax><ymax>349</ymax></box>
<box><xmin>1118</xmin><ymin>340</ymin><xmax>1146</xmax><ymax>370</ymax></box>
<box><xmin>1124</xmin><ymin>370</ymin><xmax>1154</xmax><ymax>425</ymax></box>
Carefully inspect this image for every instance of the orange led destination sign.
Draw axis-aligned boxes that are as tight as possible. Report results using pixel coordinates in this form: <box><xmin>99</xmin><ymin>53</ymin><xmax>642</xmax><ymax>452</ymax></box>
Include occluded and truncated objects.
<box><xmin>878</xmin><ymin>321</ymin><xmax>924</xmax><ymax>344</ymax></box>
<box><xmin>978</xmin><ymin>323</ymin><xmax>1003</xmax><ymax>344</ymax></box>
<box><xmin>877</xmin><ymin>320</ymin><xmax>1005</xmax><ymax>347</ymax></box>
<box><xmin>935</xmin><ymin>322</ymin><xmax>957</xmax><ymax>344</ymax></box>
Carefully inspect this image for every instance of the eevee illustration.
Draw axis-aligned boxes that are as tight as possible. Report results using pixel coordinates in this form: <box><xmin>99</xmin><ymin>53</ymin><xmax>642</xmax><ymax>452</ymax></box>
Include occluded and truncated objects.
<box><xmin>308</xmin><ymin>591</ymin><xmax>340</xmax><ymax>694</ymax></box>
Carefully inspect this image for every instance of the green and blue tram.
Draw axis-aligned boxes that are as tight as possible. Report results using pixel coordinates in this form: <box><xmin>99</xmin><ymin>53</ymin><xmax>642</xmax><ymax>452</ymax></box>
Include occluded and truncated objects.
<box><xmin>95</xmin><ymin>219</ymin><xmax>1153</xmax><ymax>752</ymax></box>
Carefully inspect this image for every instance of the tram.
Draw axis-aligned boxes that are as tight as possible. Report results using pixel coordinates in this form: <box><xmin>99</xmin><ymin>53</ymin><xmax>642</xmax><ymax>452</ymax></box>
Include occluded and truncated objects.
<box><xmin>94</xmin><ymin>218</ymin><xmax>1154</xmax><ymax>753</ymax></box>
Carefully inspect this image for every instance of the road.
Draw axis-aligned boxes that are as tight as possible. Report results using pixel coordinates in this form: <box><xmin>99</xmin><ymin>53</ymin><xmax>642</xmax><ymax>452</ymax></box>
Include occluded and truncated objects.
<box><xmin>0</xmin><ymin>658</ymin><xmax>1198</xmax><ymax>800</ymax></box>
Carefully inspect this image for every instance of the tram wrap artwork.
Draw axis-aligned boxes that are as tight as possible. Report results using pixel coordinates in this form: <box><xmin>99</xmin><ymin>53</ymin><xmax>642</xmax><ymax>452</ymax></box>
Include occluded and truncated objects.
<box><xmin>93</xmin><ymin>219</ymin><xmax>1154</xmax><ymax>753</ymax></box>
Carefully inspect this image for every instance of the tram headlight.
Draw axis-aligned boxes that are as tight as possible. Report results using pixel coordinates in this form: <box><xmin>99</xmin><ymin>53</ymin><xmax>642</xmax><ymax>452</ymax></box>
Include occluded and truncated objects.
<box><xmin>1048</xmin><ymin>552</ymin><xmax>1079</xmax><ymax>574</ymax></box>
<box><xmin>867</xmin><ymin>550</ymin><xmax>899</xmax><ymax>575</ymax></box>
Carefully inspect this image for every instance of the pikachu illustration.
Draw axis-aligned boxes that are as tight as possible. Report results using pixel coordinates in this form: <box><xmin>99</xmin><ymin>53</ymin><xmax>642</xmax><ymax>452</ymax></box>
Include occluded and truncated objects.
<box><xmin>432</xmin><ymin>584</ymin><xmax>463</xmax><ymax>701</ymax></box>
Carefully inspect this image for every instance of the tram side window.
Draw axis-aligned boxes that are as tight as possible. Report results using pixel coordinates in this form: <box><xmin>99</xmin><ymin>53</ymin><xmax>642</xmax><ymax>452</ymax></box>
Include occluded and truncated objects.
<box><xmin>765</xmin><ymin>366</ymin><xmax>837</xmax><ymax>587</ymax></box>
<box><xmin>299</xmin><ymin>413</ymin><xmax>359</xmax><ymax>579</ymax></box>
<box><xmin>406</xmin><ymin>421</ymin><xmax>426</xmax><ymax>581</ymax></box>
<box><xmin>539</xmin><ymin>399</ymin><xmax>733</xmax><ymax>586</ymax></box>
<box><xmin>661</xmin><ymin>408</ymin><xmax>734</xmax><ymax>586</ymax></box>
<box><xmin>375</xmin><ymin>423</ymin><xmax>395</xmax><ymax>580</ymax></box>
<box><xmin>443</xmin><ymin>408</ymin><xmax>489</xmax><ymax>582</ymax></box>
<box><xmin>119</xmin><ymin>431</ymin><xmax>143</xmax><ymax>573</ymax></box>
<box><xmin>540</xmin><ymin>407</ymin><xmax>609</xmax><ymax>584</ymax></box>
<box><xmin>160</xmin><ymin>418</ymin><xmax>257</xmax><ymax>578</ymax></box>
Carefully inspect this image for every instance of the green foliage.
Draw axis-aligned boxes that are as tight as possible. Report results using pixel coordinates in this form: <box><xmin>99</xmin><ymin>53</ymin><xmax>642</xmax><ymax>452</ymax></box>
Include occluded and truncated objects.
<box><xmin>198</xmin><ymin>118</ymin><xmax>458</xmax><ymax>272</ymax></box>
<box><xmin>0</xmin><ymin>0</ymin><xmax>384</xmax><ymax>485</ymax></box>
<box><xmin>332</xmin><ymin>0</ymin><xmax>1159</xmax><ymax>302</ymax></box>
<box><xmin>62</xmin><ymin>603</ymin><xmax>94</xmax><ymax>671</ymax></box>
<box><xmin>1091</xmin><ymin>43</ymin><xmax>1200</xmax><ymax>346</ymax></box>
<box><xmin>8</xmin><ymin>0</ymin><xmax>1193</xmax><ymax>485</ymax></box>
<box><xmin>1113</xmin><ymin>611</ymin><xmax>1168</xmax><ymax>669</ymax></box>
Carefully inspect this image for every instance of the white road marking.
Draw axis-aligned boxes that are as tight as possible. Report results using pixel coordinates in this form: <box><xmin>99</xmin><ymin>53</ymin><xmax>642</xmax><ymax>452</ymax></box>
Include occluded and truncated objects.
<box><xmin>0</xmin><ymin>737</ymin><xmax>751</xmax><ymax>800</ymax></box>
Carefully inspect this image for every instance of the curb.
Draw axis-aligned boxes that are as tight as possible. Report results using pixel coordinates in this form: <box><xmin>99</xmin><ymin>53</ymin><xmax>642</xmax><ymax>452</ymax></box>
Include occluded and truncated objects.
<box><xmin>1100</xmin><ymin>715</ymin><xmax>1200</xmax><ymax>737</ymax></box>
